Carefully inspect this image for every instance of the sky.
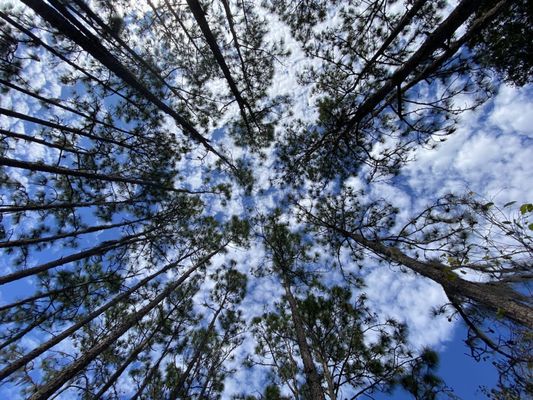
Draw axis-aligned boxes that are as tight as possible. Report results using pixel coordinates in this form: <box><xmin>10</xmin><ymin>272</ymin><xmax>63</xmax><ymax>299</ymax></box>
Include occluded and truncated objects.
<box><xmin>0</xmin><ymin>0</ymin><xmax>532</xmax><ymax>398</ymax></box>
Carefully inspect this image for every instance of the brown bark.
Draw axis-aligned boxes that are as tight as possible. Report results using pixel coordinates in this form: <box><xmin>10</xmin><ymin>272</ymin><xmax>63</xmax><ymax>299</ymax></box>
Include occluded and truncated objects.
<box><xmin>323</xmin><ymin>221</ymin><xmax>533</xmax><ymax>329</ymax></box>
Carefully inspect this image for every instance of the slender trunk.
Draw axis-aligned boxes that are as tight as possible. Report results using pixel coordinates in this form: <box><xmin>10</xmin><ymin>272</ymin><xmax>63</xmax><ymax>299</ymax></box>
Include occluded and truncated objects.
<box><xmin>65</xmin><ymin>0</ymin><xmax>188</xmax><ymax>106</ymax></box>
<box><xmin>19</xmin><ymin>0</ymin><xmax>234</xmax><ymax>170</ymax></box>
<box><xmin>0</xmin><ymin>246</ymin><xmax>205</xmax><ymax>382</ymax></box>
<box><xmin>220</xmin><ymin>0</ymin><xmax>253</xmax><ymax>95</ymax></box>
<box><xmin>343</xmin><ymin>0</ymin><xmax>428</xmax><ymax>98</ymax></box>
<box><xmin>280</xmin><ymin>273</ymin><xmax>325</xmax><ymax>400</ymax></box>
<box><xmin>0</xmin><ymin>229</ymin><xmax>152</xmax><ymax>285</ymax></box>
<box><xmin>0</xmin><ymin>275</ymin><xmax>118</xmax><ymax>312</ymax></box>
<box><xmin>0</xmin><ymin>314</ymin><xmax>49</xmax><ymax>352</ymax></box>
<box><xmin>345</xmin><ymin>0</ymin><xmax>486</xmax><ymax>130</ymax></box>
<box><xmin>162</xmin><ymin>0</ymin><xmax>204</xmax><ymax>55</ymax></box>
<box><xmin>0</xmin><ymin>156</ymin><xmax>189</xmax><ymax>193</ymax></box>
<box><xmin>0</xmin><ymin>11</ymin><xmax>139</xmax><ymax>108</ymax></box>
<box><xmin>0</xmin><ymin>107</ymin><xmax>134</xmax><ymax>149</ymax></box>
<box><xmin>27</xmin><ymin>249</ymin><xmax>220</xmax><ymax>400</ymax></box>
<box><xmin>92</xmin><ymin>303</ymin><xmax>179</xmax><ymax>399</ymax></box>
<box><xmin>319</xmin><ymin>353</ymin><xmax>336</xmax><ymax>400</ymax></box>
<box><xmin>185</xmin><ymin>0</ymin><xmax>252</xmax><ymax>129</ymax></box>
<box><xmin>168</xmin><ymin>296</ymin><xmax>226</xmax><ymax>400</ymax></box>
<box><xmin>197</xmin><ymin>358</ymin><xmax>217</xmax><ymax>399</ymax></box>
<box><xmin>129</xmin><ymin>337</ymin><xmax>175</xmax><ymax>400</ymax></box>
<box><xmin>0</xmin><ymin>216</ymin><xmax>147</xmax><ymax>249</ymax></box>
<box><xmin>0</xmin><ymin>198</ymin><xmax>140</xmax><ymax>213</ymax></box>
<box><xmin>0</xmin><ymin>78</ymin><xmax>133</xmax><ymax>136</ymax></box>
<box><xmin>0</xmin><ymin>128</ymin><xmax>91</xmax><ymax>155</ymax></box>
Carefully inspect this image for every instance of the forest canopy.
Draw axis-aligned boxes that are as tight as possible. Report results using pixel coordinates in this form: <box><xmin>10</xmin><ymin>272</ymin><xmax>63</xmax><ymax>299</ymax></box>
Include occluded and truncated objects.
<box><xmin>0</xmin><ymin>0</ymin><xmax>531</xmax><ymax>399</ymax></box>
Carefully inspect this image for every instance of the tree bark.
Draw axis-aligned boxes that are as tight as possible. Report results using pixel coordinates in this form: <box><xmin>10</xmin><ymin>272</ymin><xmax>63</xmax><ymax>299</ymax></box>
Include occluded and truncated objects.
<box><xmin>19</xmin><ymin>0</ymin><xmax>235</xmax><ymax>170</ymax></box>
<box><xmin>326</xmin><ymin>222</ymin><xmax>533</xmax><ymax>329</ymax></box>
<box><xmin>186</xmin><ymin>0</ymin><xmax>253</xmax><ymax>128</ymax></box>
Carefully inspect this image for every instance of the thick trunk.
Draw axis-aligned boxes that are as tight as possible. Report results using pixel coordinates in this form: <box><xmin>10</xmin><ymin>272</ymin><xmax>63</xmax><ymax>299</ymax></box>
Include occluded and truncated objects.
<box><xmin>281</xmin><ymin>274</ymin><xmax>325</xmax><ymax>400</ymax></box>
<box><xmin>27</xmin><ymin>249</ymin><xmax>219</xmax><ymax>400</ymax></box>
<box><xmin>398</xmin><ymin>0</ymin><xmax>511</xmax><ymax>97</ymax></box>
<box><xmin>350</xmin><ymin>232</ymin><xmax>533</xmax><ymax>329</ymax></box>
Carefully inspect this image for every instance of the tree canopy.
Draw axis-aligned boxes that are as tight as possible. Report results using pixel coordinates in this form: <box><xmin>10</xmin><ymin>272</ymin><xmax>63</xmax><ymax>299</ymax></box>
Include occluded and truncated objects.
<box><xmin>0</xmin><ymin>0</ymin><xmax>531</xmax><ymax>399</ymax></box>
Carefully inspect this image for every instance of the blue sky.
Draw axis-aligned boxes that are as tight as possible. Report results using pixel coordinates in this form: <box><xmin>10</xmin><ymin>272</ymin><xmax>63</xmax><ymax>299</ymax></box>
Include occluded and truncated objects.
<box><xmin>0</xmin><ymin>0</ymin><xmax>532</xmax><ymax>398</ymax></box>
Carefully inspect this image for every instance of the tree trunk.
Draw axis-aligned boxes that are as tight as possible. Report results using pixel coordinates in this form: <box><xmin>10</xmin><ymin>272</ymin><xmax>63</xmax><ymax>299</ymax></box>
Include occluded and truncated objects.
<box><xmin>19</xmin><ymin>0</ymin><xmax>234</xmax><ymax>169</ymax></box>
<box><xmin>0</xmin><ymin>198</ymin><xmax>140</xmax><ymax>213</ymax></box>
<box><xmin>185</xmin><ymin>0</ymin><xmax>253</xmax><ymax>129</ymax></box>
<box><xmin>0</xmin><ymin>228</ymin><xmax>154</xmax><ymax>285</ymax></box>
<box><xmin>0</xmin><ymin>107</ymin><xmax>134</xmax><ymax>149</ymax></box>
<box><xmin>0</xmin><ymin>128</ymin><xmax>91</xmax><ymax>155</ymax></box>
<box><xmin>0</xmin><ymin>216</ymin><xmax>148</xmax><ymax>249</ymax></box>
<box><xmin>0</xmin><ymin>247</ymin><xmax>202</xmax><ymax>382</ymax></box>
<box><xmin>347</xmin><ymin>230</ymin><xmax>533</xmax><ymax>329</ymax></box>
<box><xmin>281</xmin><ymin>273</ymin><xmax>325</xmax><ymax>400</ymax></box>
<box><xmin>168</xmin><ymin>296</ymin><xmax>226</xmax><ymax>400</ymax></box>
<box><xmin>27</xmin><ymin>248</ymin><xmax>220</xmax><ymax>400</ymax></box>
<box><xmin>345</xmin><ymin>0</ymin><xmax>486</xmax><ymax>130</ymax></box>
<box><xmin>0</xmin><ymin>78</ymin><xmax>132</xmax><ymax>136</ymax></box>
<box><xmin>0</xmin><ymin>156</ymin><xmax>189</xmax><ymax>193</ymax></box>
